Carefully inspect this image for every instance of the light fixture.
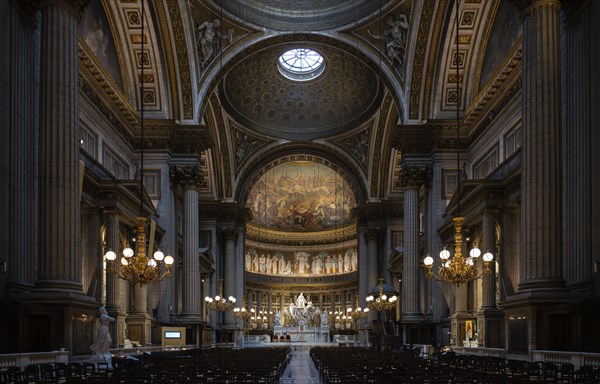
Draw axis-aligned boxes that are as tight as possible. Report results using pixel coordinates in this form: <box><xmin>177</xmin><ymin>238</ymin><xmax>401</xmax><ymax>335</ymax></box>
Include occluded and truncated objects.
<box><xmin>422</xmin><ymin>0</ymin><xmax>493</xmax><ymax>287</ymax></box>
<box><xmin>366</xmin><ymin>278</ymin><xmax>398</xmax><ymax>312</ymax></box>
<box><xmin>104</xmin><ymin>0</ymin><xmax>173</xmax><ymax>286</ymax></box>
<box><xmin>347</xmin><ymin>306</ymin><xmax>369</xmax><ymax>330</ymax></box>
<box><xmin>205</xmin><ymin>279</ymin><xmax>236</xmax><ymax>312</ymax></box>
<box><xmin>233</xmin><ymin>307</ymin><xmax>254</xmax><ymax>332</ymax></box>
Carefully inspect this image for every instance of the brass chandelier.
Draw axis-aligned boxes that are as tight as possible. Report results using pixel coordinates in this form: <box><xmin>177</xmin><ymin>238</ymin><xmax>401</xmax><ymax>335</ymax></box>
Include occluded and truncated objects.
<box><xmin>205</xmin><ymin>280</ymin><xmax>236</xmax><ymax>312</ymax></box>
<box><xmin>233</xmin><ymin>307</ymin><xmax>254</xmax><ymax>330</ymax></box>
<box><xmin>366</xmin><ymin>278</ymin><xmax>398</xmax><ymax>312</ymax></box>
<box><xmin>104</xmin><ymin>0</ymin><xmax>173</xmax><ymax>287</ymax></box>
<box><xmin>105</xmin><ymin>218</ymin><xmax>174</xmax><ymax>286</ymax></box>
<box><xmin>423</xmin><ymin>217</ymin><xmax>493</xmax><ymax>287</ymax></box>
<box><xmin>422</xmin><ymin>0</ymin><xmax>493</xmax><ymax>287</ymax></box>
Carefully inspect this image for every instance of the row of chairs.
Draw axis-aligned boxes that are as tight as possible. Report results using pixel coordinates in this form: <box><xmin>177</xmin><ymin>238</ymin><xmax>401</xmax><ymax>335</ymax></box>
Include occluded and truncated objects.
<box><xmin>311</xmin><ymin>347</ymin><xmax>600</xmax><ymax>384</ymax></box>
<box><xmin>0</xmin><ymin>361</ymin><xmax>110</xmax><ymax>383</ymax></box>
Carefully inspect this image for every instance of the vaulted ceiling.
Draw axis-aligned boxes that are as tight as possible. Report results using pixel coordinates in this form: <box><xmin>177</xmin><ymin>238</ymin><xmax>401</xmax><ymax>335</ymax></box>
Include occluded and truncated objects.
<box><xmin>82</xmin><ymin>0</ymin><xmax>521</xmax><ymax>204</ymax></box>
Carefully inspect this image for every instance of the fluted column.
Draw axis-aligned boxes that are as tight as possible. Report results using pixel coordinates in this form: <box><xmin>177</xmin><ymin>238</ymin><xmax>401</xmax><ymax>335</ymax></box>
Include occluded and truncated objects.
<box><xmin>36</xmin><ymin>0</ymin><xmax>87</xmax><ymax>291</ymax></box>
<box><xmin>482</xmin><ymin>209</ymin><xmax>497</xmax><ymax>308</ymax></box>
<box><xmin>2</xmin><ymin>1</ymin><xmax>39</xmax><ymax>291</ymax></box>
<box><xmin>170</xmin><ymin>165</ymin><xmax>203</xmax><ymax>321</ymax></box>
<box><xmin>517</xmin><ymin>0</ymin><xmax>565</xmax><ymax>291</ymax></box>
<box><xmin>223</xmin><ymin>228</ymin><xmax>238</xmax><ymax>327</ymax></box>
<box><xmin>364</xmin><ymin>228</ymin><xmax>380</xmax><ymax>294</ymax></box>
<box><xmin>104</xmin><ymin>210</ymin><xmax>120</xmax><ymax>311</ymax></box>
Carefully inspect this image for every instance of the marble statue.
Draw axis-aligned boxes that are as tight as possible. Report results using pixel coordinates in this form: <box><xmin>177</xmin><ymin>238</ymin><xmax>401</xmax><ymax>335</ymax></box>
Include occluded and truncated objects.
<box><xmin>90</xmin><ymin>307</ymin><xmax>115</xmax><ymax>365</ymax></box>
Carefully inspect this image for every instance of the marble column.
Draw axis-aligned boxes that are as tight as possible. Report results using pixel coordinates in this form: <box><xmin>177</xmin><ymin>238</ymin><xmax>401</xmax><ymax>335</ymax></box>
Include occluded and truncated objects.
<box><xmin>481</xmin><ymin>209</ymin><xmax>497</xmax><ymax>309</ymax></box>
<box><xmin>517</xmin><ymin>0</ymin><xmax>565</xmax><ymax>291</ymax></box>
<box><xmin>223</xmin><ymin>228</ymin><xmax>238</xmax><ymax>327</ymax></box>
<box><xmin>364</xmin><ymin>228</ymin><xmax>380</xmax><ymax>293</ymax></box>
<box><xmin>267</xmin><ymin>293</ymin><xmax>273</xmax><ymax>327</ymax></box>
<box><xmin>104</xmin><ymin>210</ymin><xmax>121</xmax><ymax>311</ymax></box>
<box><xmin>2</xmin><ymin>1</ymin><xmax>39</xmax><ymax>291</ymax></box>
<box><xmin>103</xmin><ymin>210</ymin><xmax>123</xmax><ymax>347</ymax></box>
<box><xmin>36</xmin><ymin>0</ymin><xmax>87</xmax><ymax>291</ymax></box>
<box><xmin>170</xmin><ymin>165</ymin><xmax>203</xmax><ymax>321</ymax></box>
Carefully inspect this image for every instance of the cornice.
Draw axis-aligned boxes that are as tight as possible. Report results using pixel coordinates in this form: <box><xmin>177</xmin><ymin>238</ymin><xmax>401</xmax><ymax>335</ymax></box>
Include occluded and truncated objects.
<box><xmin>246</xmin><ymin>223</ymin><xmax>357</xmax><ymax>246</ymax></box>
<box><xmin>78</xmin><ymin>38</ymin><xmax>139</xmax><ymax>137</ymax></box>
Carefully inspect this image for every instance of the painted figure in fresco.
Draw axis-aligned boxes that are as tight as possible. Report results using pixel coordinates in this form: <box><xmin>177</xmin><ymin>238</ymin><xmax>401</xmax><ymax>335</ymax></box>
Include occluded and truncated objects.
<box><xmin>344</xmin><ymin>252</ymin><xmax>351</xmax><ymax>272</ymax></box>
<box><xmin>245</xmin><ymin>251</ymin><xmax>252</xmax><ymax>271</ymax></box>
<box><xmin>266</xmin><ymin>255</ymin><xmax>273</xmax><ymax>274</ymax></box>
<box><xmin>259</xmin><ymin>254</ymin><xmax>266</xmax><ymax>273</ymax></box>
<box><xmin>351</xmin><ymin>249</ymin><xmax>358</xmax><ymax>271</ymax></box>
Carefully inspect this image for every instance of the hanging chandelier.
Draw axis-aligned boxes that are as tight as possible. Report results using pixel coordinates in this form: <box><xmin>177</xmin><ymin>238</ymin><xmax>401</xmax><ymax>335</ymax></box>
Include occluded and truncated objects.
<box><xmin>205</xmin><ymin>280</ymin><xmax>236</xmax><ymax>312</ymax></box>
<box><xmin>233</xmin><ymin>307</ymin><xmax>254</xmax><ymax>330</ymax></box>
<box><xmin>422</xmin><ymin>0</ymin><xmax>493</xmax><ymax>287</ymax></box>
<box><xmin>104</xmin><ymin>0</ymin><xmax>173</xmax><ymax>287</ymax></box>
<box><xmin>347</xmin><ymin>306</ymin><xmax>369</xmax><ymax>330</ymax></box>
<box><xmin>366</xmin><ymin>278</ymin><xmax>398</xmax><ymax>312</ymax></box>
<box><xmin>423</xmin><ymin>217</ymin><xmax>493</xmax><ymax>287</ymax></box>
<box><xmin>105</xmin><ymin>218</ymin><xmax>174</xmax><ymax>286</ymax></box>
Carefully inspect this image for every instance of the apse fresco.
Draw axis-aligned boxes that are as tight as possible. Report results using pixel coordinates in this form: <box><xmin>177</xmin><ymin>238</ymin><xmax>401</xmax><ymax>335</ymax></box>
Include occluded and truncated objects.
<box><xmin>246</xmin><ymin>161</ymin><xmax>356</xmax><ymax>230</ymax></box>
<box><xmin>245</xmin><ymin>248</ymin><xmax>357</xmax><ymax>277</ymax></box>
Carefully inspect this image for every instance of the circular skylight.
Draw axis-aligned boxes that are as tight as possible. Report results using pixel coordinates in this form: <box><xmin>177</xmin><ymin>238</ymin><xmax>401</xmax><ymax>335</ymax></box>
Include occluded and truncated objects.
<box><xmin>278</xmin><ymin>48</ymin><xmax>325</xmax><ymax>81</ymax></box>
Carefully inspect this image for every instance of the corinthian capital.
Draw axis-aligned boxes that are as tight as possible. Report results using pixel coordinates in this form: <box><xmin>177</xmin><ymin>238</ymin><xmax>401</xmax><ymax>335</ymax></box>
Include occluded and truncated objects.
<box><xmin>399</xmin><ymin>166</ymin><xmax>431</xmax><ymax>189</ymax></box>
<box><xmin>169</xmin><ymin>165</ymin><xmax>205</xmax><ymax>189</ymax></box>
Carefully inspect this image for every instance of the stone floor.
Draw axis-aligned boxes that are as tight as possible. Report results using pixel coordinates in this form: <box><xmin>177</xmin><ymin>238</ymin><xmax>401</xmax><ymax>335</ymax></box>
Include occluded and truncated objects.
<box><xmin>279</xmin><ymin>347</ymin><xmax>322</xmax><ymax>384</ymax></box>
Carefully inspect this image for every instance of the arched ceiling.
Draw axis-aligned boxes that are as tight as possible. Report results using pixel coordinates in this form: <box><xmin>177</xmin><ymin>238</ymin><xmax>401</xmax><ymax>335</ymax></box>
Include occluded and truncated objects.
<box><xmin>212</xmin><ymin>0</ymin><xmax>397</xmax><ymax>31</ymax></box>
<box><xmin>219</xmin><ymin>42</ymin><xmax>384</xmax><ymax>141</ymax></box>
<box><xmin>87</xmin><ymin>0</ymin><xmax>520</xmax><ymax>204</ymax></box>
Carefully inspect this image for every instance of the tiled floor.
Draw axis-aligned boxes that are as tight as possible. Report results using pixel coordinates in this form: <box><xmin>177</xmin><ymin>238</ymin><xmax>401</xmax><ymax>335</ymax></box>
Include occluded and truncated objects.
<box><xmin>279</xmin><ymin>348</ymin><xmax>322</xmax><ymax>384</ymax></box>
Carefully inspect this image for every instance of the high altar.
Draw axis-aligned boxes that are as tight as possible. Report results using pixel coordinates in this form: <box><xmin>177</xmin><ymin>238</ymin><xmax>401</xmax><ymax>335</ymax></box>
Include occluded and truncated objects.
<box><xmin>272</xmin><ymin>292</ymin><xmax>330</xmax><ymax>342</ymax></box>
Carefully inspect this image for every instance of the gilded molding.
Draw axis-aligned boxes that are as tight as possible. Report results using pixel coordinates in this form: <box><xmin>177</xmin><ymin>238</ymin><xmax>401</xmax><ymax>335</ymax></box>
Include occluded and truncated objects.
<box><xmin>163</xmin><ymin>0</ymin><xmax>193</xmax><ymax>120</ymax></box>
<box><xmin>78</xmin><ymin>38</ymin><xmax>139</xmax><ymax>135</ymax></box>
<box><xmin>370</xmin><ymin>92</ymin><xmax>393</xmax><ymax>198</ymax></box>
<box><xmin>246</xmin><ymin>223</ymin><xmax>357</xmax><ymax>246</ymax></box>
<box><xmin>421</xmin><ymin>0</ymin><xmax>447</xmax><ymax>119</ymax></box>
<box><xmin>210</xmin><ymin>93</ymin><xmax>232</xmax><ymax>197</ymax></box>
<box><xmin>154</xmin><ymin>0</ymin><xmax>179</xmax><ymax>121</ymax></box>
<box><xmin>408</xmin><ymin>0</ymin><xmax>438</xmax><ymax>120</ymax></box>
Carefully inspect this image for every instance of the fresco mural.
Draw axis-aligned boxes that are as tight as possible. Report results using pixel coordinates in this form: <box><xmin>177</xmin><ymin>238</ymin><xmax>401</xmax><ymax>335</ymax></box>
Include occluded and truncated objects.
<box><xmin>246</xmin><ymin>161</ymin><xmax>356</xmax><ymax>231</ymax></box>
<box><xmin>479</xmin><ymin>0</ymin><xmax>521</xmax><ymax>91</ymax></box>
<box><xmin>78</xmin><ymin>0</ymin><xmax>124</xmax><ymax>92</ymax></box>
<box><xmin>245</xmin><ymin>248</ymin><xmax>358</xmax><ymax>277</ymax></box>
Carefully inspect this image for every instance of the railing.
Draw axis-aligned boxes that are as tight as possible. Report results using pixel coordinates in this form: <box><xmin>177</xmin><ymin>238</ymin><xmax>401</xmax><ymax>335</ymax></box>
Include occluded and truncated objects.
<box><xmin>0</xmin><ymin>345</ymin><xmax>198</xmax><ymax>369</ymax></box>
<box><xmin>532</xmin><ymin>350</ymin><xmax>600</xmax><ymax>370</ymax></box>
<box><xmin>0</xmin><ymin>351</ymin><xmax>69</xmax><ymax>369</ymax></box>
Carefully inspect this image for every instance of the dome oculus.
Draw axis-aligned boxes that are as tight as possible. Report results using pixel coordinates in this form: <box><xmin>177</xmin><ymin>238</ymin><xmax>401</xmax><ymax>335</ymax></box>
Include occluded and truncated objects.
<box><xmin>278</xmin><ymin>48</ymin><xmax>324</xmax><ymax>81</ymax></box>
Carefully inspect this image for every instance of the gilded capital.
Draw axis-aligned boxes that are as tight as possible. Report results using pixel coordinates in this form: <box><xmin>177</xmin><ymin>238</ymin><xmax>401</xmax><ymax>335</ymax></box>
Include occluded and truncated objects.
<box><xmin>398</xmin><ymin>166</ymin><xmax>431</xmax><ymax>189</ymax></box>
<box><xmin>169</xmin><ymin>165</ymin><xmax>205</xmax><ymax>189</ymax></box>
<box><xmin>40</xmin><ymin>0</ymin><xmax>92</xmax><ymax>20</ymax></box>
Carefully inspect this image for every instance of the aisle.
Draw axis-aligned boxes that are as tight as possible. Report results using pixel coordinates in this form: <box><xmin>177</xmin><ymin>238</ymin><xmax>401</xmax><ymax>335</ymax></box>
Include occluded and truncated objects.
<box><xmin>279</xmin><ymin>348</ymin><xmax>322</xmax><ymax>384</ymax></box>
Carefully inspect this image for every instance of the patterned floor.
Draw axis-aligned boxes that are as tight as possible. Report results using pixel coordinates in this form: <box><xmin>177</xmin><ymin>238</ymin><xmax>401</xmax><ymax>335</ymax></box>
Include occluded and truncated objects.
<box><xmin>279</xmin><ymin>348</ymin><xmax>322</xmax><ymax>384</ymax></box>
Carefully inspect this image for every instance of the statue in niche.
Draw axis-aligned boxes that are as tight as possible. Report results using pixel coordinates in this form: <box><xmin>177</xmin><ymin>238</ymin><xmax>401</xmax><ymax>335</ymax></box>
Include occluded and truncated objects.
<box><xmin>196</xmin><ymin>18</ymin><xmax>233</xmax><ymax>70</ymax></box>
<box><xmin>368</xmin><ymin>13</ymin><xmax>410</xmax><ymax>75</ymax></box>
<box><xmin>90</xmin><ymin>307</ymin><xmax>115</xmax><ymax>365</ymax></box>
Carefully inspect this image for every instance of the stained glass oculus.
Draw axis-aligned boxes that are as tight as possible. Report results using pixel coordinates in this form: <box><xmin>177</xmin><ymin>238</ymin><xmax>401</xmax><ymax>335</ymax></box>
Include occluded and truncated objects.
<box><xmin>278</xmin><ymin>48</ymin><xmax>325</xmax><ymax>81</ymax></box>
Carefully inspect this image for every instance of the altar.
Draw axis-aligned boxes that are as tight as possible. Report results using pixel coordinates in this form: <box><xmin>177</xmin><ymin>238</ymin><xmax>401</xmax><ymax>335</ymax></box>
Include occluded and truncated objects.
<box><xmin>274</xmin><ymin>325</ymin><xmax>330</xmax><ymax>342</ymax></box>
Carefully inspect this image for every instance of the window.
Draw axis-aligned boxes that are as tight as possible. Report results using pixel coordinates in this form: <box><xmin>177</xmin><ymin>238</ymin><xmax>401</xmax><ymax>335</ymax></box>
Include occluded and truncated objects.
<box><xmin>102</xmin><ymin>145</ymin><xmax>129</xmax><ymax>179</ymax></box>
<box><xmin>278</xmin><ymin>48</ymin><xmax>325</xmax><ymax>81</ymax></box>
<box><xmin>504</xmin><ymin>125</ymin><xmax>522</xmax><ymax>157</ymax></box>
<box><xmin>79</xmin><ymin>125</ymin><xmax>97</xmax><ymax>158</ymax></box>
<box><xmin>473</xmin><ymin>144</ymin><xmax>499</xmax><ymax>179</ymax></box>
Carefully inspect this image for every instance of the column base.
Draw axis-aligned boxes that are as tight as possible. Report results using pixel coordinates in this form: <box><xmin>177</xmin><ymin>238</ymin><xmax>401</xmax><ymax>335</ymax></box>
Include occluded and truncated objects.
<box><xmin>126</xmin><ymin>314</ymin><xmax>152</xmax><ymax>347</ymax></box>
<box><xmin>178</xmin><ymin>314</ymin><xmax>204</xmax><ymax>324</ymax></box>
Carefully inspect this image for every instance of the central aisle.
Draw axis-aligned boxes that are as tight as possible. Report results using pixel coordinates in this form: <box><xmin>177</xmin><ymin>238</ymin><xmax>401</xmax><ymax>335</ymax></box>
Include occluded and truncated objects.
<box><xmin>279</xmin><ymin>347</ymin><xmax>322</xmax><ymax>384</ymax></box>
